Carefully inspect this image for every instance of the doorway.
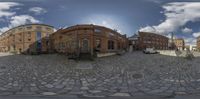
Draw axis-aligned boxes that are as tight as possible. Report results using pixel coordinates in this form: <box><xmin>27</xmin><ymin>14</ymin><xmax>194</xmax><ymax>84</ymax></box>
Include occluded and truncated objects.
<box><xmin>81</xmin><ymin>39</ymin><xmax>89</xmax><ymax>53</ymax></box>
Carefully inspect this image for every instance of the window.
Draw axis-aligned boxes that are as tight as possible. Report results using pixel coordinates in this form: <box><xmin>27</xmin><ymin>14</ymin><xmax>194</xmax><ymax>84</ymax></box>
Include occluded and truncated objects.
<box><xmin>46</xmin><ymin>27</ymin><xmax>51</xmax><ymax>31</ymax></box>
<box><xmin>61</xmin><ymin>42</ymin><xmax>65</xmax><ymax>49</ymax></box>
<box><xmin>118</xmin><ymin>42</ymin><xmax>121</xmax><ymax>49</ymax></box>
<box><xmin>27</xmin><ymin>32</ymin><xmax>31</xmax><ymax>37</ymax></box>
<box><xmin>96</xmin><ymin>39</ymin><xmax>101</xmax><ymax>49</ymax></box>
<box><xmin>46</xmin><ymin>41</ymin><xmax>49</xmax><ymax>46</ymax></box>
<box><xmin>26</xmin><ymin>26</ymin><xmax>32</xmax><ymax>30</ymax></box>
<box><xmin>46</xmin><ymin>33</ymin><xmax>50</xmax><ymax>37</ymax></box>
<box><xmin>63</xmin><ymin>42</ymin><xmax>65</xmax><ymax>48</ymax></box>
<box><xmin>28</xmin><ymin>39</ymin><xmax>31</xmax><ymax>41</ymax></box>
<box><xmin>108</xmin><ymin>40</ymin><xmax>114</xmax><ymax>50</ymax></box>
<box><xmin>95</xmin><ymin>29</ymin><xmax>101</xmax><ymax>32</ymax></box>
<box><xmin>18</xmin><ymin>28</ymin><xmax>23</xmax><ymax>31</ymax></box>
<box><xmin>36</xmin><ymin>26</ymin><xmax>42</xmax><ymax>30</ymax></box>
<box><xmin>13</xmin><ymin>45</ymin><xmax>16</xmax><ymax>50</ymax></box>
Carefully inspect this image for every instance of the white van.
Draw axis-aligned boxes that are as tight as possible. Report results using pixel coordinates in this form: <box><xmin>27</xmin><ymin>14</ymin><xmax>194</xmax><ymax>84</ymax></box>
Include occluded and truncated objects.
<box><xmin>143</xmin><ymin>48</ymin><xmax>158</xmax><ymax>54</ymax></box>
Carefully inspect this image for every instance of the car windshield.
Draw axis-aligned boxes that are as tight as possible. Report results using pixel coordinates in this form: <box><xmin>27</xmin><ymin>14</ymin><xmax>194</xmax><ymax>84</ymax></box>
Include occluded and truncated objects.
<box><xmin>0</xmin><ymin>0</ymin><xmax>199</xmax><ymax>99</ymax></box>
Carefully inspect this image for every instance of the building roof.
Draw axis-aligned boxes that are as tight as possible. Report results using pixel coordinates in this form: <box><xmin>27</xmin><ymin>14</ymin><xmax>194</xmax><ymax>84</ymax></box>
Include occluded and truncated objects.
<box><xmin>138</xmin><ymin>31</ymin><xmax>169</xmax><ymax>39</ymax></box>
<box><xmin>0</xmin><ymin>23</ymin><xmax>54</xmax><ymax>36</ymax></box>
<box><xmin>175</xmin><ymin>38</ymin><xmax>184</xmax><ymax>40</ymax></box>
<box><xmin>55</xmin><ymin>24</ymin><xmax>127</xmax><ymax>38</ymax></box>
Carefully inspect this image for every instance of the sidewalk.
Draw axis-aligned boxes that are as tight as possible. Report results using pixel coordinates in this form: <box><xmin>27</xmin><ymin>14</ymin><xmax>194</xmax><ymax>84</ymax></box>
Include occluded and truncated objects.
<box><xmin>0</xmin><ymin>52</ymin><xmax>14</xmax><ymax>57</ymax></box>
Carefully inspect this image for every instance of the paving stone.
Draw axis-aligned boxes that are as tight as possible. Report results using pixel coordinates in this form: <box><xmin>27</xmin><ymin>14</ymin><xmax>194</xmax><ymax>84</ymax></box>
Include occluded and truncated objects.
<box><xmin>80</xmin><ymin>86</ymin><xmax>89</xmax><ymax>90</ymax></box>
<box><xmin>13</xmin><ymin>83</ymin><xmax>18</xmax><ymax>87</ymax></box>
<box><xmin>30</xmin><ymin>83</ymin><xmax>36</xmax><ymax>87</ymax></box>
<box><xmin>42</xmin><ymin>92</ymin><xmax>57</xmax><ymax>96</ymax></box>
<box><xmin>82</xmin><ymin>94</ymin><xmax>105</xmax><ymax>98</ymax></box>
<box><xmin>0</xmin><ymin>87</ymin><xmax>7</xmax><ymax>91</ymax></box>
<box><xmin>175</xmin><ymin>91</ymin><xmax>187</xmax><ymax>95</ymax></box>
<box><xmin>45</xmin><ymin>84</ymin><xmax>54</xmax><ymax>88</ymax></box>
<box><xmin>16</xmin><ymin>91</ymin><xmax>36</xmax><ymax>95</ymax></box>
<box><xmin>55</xmin><ymin>84</ymin><xmax>65</xmax><ymax>89</ymax></box>
<box><xmin>41</xmin><ymin>82</ymin><xmax>47</xmax><ymax>85</ymax></box>
<box><xmin>1</xmin><ymin>52</ymin><xmax>200</xmax><ymax>97</ymax></box>
<box><xmin>110</xmin><ymin>92</ymin><xmax>130</xmax><ymax>97</ymax></box>
<box><xmin>89</xmin><ymin>90</ymin><xmax>102</xmax><ymax>93</ymax></box>
<box><xmin>69</xmin><ymin>91</ymin><xmax>84</xmax><ymax>95</ymax></box>
<box><xmin>0</xmin><ymin>92</ymin><xmax>13</xmax><ymax>96</ymax></box>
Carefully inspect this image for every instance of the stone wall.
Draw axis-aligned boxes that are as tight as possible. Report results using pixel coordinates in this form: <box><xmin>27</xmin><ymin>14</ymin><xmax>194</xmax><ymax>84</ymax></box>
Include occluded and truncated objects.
<box><xmin>157</xmin><ymin>50</ymin><xmax>177</xmax><ymax>56</ymax></box>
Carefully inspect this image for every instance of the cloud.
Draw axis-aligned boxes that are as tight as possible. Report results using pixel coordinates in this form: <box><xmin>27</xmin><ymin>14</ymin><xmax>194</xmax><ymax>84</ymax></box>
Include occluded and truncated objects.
<box><xmin>29</xmin><ymin>7</ymin><xmax>47</xmax><ymax>15</ymax></box>
<box><xmin>0</xmin><ymin>2</ymin><xmax>41</xmax><ymax>34</ymax></box>
<box><xmin>184</xmin><ymin>37</ymin><xmax>196</xmax><ymax>45</ymax></box>
<box><xmin>0</xmin><ymin>15</ymin><xmax>40</xmax><ymax>33</ymax></box>
<box><xmin>193</xmin><ymin>32</ymin><xmax>200</xmax><ymax>38</ymax></box>
<box><xmin>184</xmin><ymin>31</ymin><xmax>200</xmax><ymax>45</ymax></box>
<box><xmin>140</xmin><ymin>2</ymin><xmax>200</xmax><ymax>35</ymax></box>
<box><xmin>10</xmin><ymin>15</ymin><xmax>40</xmax><ymax>27</ymax></box>
<box><xmin>0</xmin><ymin>2</ymin><xmax>20</xmax><ymax>17</ymax></box>
<box><xmin>0</xmin><ymin>0</ymin><xmax>47</xmax><ymax>2</ymax></box>
<box><xmin>182</xmin><ymin>27</ymin><xmax>193</xmax><ymax>33</ymax></box>
<box><xmin>82</xmin><ymin>15</ymin><xmax>124</xmax><ymax>34</ymax></box>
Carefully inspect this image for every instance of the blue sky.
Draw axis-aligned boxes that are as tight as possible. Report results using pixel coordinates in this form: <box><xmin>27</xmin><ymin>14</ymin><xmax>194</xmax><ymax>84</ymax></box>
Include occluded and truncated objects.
<box><xmin>0</xmin><ymin>0</ymin><xmax>200</xmax><ymax>45</ymax></box>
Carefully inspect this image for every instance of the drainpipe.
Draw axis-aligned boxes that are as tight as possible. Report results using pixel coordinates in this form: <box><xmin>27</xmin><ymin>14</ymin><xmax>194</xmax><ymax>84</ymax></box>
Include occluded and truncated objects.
<box><xmin>91</xmin><ymin>25</ymin><xmax>94</xmax><ymax>56</ymax></box>
<box><xmin>22</xmin><ymin>26</ymin><xmax>25</xmax><ymax>53</ymax></box>
<box><xmin>76</xmin><ymin>29</ymin><xmax>79</xmax><ymax>57</ymax></box>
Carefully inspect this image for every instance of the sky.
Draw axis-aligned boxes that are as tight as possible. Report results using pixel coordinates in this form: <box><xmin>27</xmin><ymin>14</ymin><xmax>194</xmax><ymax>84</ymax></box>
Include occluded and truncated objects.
<box><xmin>0</xmin><ymin>0</ymin><xmax>200</xmax><ymax>45</ymax></box>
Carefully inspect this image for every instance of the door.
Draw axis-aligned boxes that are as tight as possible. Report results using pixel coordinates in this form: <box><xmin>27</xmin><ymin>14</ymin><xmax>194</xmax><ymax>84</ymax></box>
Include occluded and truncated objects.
<box><xmin>36</xmin><ymin>32</ymin><xmax>42</xmax><ymax>52</ymax></box>
<box><xmin>81</xmin><ymin>39</ymin><xmax>89</xmax><ymax>53</ymax></box>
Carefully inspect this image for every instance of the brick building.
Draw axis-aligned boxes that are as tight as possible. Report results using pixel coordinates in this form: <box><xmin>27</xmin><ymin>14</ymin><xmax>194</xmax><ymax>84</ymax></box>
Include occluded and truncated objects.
<box><xmin>197</xmin><ymin>36</ymin><xmax>200</xmax><ymax>51</ymax></box>
<box><xmin>0</xmin><ymin>24</ymin><xmax>54</xmax><ymax>54</ymax></box>
<box><xmin>50</xmin><ymin>24</ymin><xmax>128</xmax><ymax>56</ymax></box>
<box><xmin>174</xmin><ymin>38</ymin><xmax>185</xmax><ymax>50</ymax></box>
<box><xmin>138</xmin><ymin>32</ymin><xmax>169</xmax><ymax>50</ymax></box>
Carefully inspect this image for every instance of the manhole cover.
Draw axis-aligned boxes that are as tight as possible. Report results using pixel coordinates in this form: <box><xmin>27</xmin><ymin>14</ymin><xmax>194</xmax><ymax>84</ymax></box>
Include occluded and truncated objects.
<box><xmin>132</xmin><ymin>73</ymin><xmax>143</xmax><ymax>79</ymax></box>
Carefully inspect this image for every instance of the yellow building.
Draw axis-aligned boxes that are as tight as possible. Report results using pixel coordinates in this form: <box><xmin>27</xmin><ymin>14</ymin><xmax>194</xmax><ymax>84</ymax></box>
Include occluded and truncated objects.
<box><xmin>0</xmin><ymin>24</ymin><xmax>54</xmax><ymax>54</ymax></box>
<box><xmin>174</xmin><ymin>38</ymin><xmax>185</xmax><ymax>50</ymax></box>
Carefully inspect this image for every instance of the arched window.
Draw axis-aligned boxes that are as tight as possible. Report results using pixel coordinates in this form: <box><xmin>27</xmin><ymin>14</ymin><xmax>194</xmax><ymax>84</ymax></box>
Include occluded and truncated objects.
<box><xmin>108</xmin><ymin>40</ymin><xmax>114</xmax><ymax>50</ymax></box>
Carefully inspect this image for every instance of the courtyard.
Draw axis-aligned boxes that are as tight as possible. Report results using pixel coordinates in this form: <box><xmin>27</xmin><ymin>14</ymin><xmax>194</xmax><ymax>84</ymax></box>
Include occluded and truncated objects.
<box><xmin>0</xmin><ymin>52</ymin><xmax>200</xmax><ymax>98</ymax></box>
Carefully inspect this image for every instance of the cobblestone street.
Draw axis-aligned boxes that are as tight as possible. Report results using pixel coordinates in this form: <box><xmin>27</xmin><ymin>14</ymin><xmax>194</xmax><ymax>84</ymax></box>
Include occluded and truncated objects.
<box><xmin>0</xmin><ymin>52</ymin><xmax>200</xmax><ymax>98</ymax></box>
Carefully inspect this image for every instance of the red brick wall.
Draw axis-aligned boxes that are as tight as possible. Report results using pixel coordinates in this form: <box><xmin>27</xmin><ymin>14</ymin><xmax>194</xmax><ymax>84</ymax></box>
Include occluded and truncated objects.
<box><xmin>139</xmin><ymin>32</ymin><xmax>169</xmax><ymax>50</ymax></box>
<box><xmin>50</xmin><ymin>25</ymin><xmax>128</xmax><ymax>54</ymax></box>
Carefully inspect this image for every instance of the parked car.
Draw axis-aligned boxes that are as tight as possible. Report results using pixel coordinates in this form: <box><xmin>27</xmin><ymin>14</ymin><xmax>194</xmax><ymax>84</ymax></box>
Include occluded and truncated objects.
<box><xmin>143</xmin><ymin>48</ymin><xmax>158</xmax><ymax>54</ymax></box>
